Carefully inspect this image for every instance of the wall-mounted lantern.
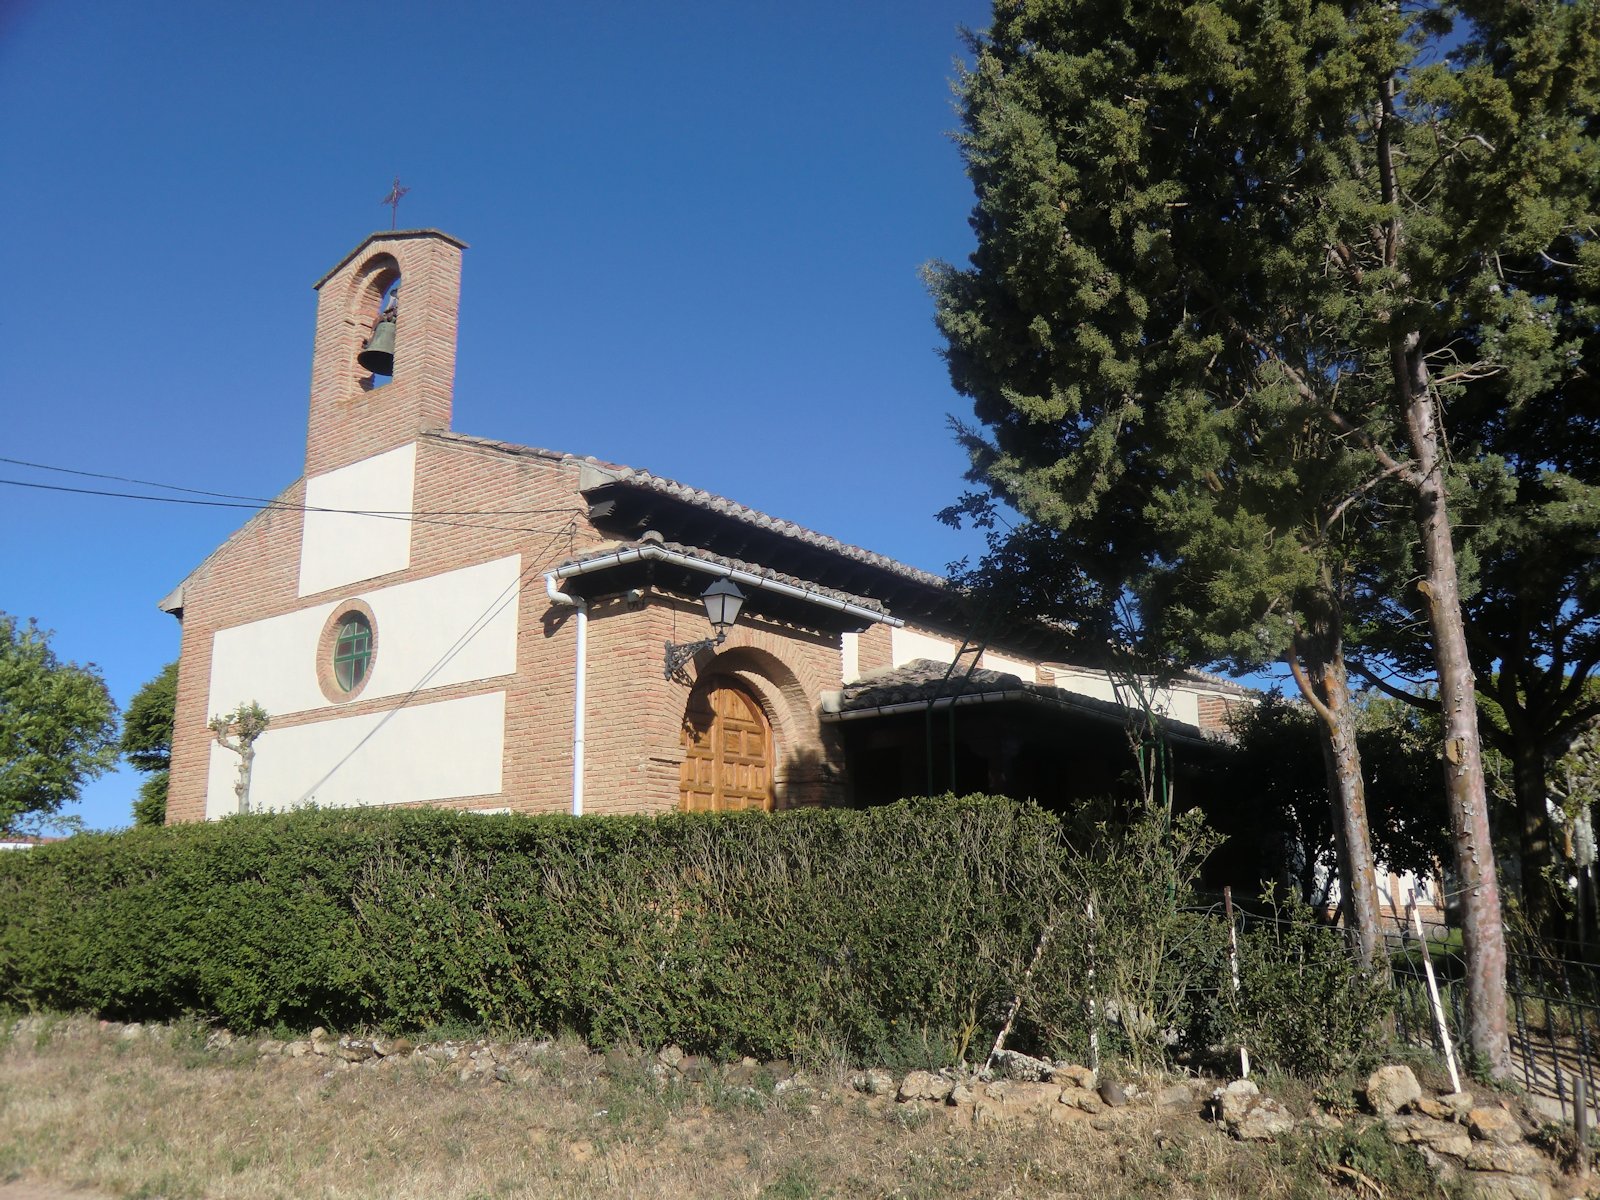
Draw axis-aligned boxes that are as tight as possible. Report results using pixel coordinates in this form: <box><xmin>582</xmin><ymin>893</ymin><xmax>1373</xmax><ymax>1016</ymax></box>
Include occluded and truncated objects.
<box><xmin>663</xmin><ymin>577</ymin><xmax>746</xmax><ymax>679</ymax></box>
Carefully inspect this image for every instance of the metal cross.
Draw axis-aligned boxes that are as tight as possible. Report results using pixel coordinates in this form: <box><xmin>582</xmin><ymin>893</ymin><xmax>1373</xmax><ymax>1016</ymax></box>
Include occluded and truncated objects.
<box><xmin>381</xmin><ymin>176</ymin><xmax>410</xmax><ymax>229</ymax></box>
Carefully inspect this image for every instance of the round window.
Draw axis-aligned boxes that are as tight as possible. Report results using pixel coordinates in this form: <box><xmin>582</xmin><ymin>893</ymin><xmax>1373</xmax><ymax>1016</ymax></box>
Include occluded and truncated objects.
<box><xmin>333</xmin><ymin>613</ymin><xmax>373</xmax><ymax>692</ymax></box>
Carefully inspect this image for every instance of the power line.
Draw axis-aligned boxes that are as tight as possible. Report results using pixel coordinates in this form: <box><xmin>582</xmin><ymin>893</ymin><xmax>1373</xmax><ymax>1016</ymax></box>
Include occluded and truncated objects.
<box><xmin>0</xmin><ymin>455</ymin><xmax>582</xmax><ymax>517</ymax></box>
<box><xmin>0</xmin><ymin>477</ymin><xmax>580</xmax><ymax>537</ymax></box>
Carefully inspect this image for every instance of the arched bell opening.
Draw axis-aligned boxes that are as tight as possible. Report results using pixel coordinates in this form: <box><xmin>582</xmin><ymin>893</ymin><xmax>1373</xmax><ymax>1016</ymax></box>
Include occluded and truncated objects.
<box><xmin>349</xmin><ymin>255</ymin><xmax>401</xmax><ymax>388</ymax></box>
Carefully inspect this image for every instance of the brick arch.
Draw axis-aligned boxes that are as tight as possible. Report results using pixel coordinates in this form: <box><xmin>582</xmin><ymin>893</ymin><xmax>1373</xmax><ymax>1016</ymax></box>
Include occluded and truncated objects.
<box><xmin>692</xmin><ymin>640</ymin><xmax>842</xmax><ymax>808</ymax></box>
<box><xmin>343</xmin><ymin>252</ymin><xmax>400</xmax><ymax>321</ymax></box>
<box><xmin>344</xmin><ymin>253</ymin><xmax>400</xmax><ymax>387</ymax></box>
<box><xmin>696</xmin><ymin>645</ymin><xmax>808</xmax><ymax>754</ymax></box>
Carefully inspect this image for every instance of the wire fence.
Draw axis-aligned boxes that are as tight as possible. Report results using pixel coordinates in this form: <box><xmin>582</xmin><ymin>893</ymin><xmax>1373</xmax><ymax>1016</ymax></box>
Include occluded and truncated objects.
<box><xmin>1390</xmin><ymin>920</ymin><xmax>1600</xmax><ymax>1126</ymax></box>
<box><xmin>1189</xmin><ymin>892</ymin><xmax>1600</xmax><ymax>1127</ymax></box>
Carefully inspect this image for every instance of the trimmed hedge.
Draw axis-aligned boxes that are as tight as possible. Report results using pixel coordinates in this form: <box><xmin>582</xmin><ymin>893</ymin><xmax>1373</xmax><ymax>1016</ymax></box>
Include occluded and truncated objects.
<box><xmin>0</xmin><ymin>797</ymin><xmax>1075</xmax><ymax>1064</ymax></box>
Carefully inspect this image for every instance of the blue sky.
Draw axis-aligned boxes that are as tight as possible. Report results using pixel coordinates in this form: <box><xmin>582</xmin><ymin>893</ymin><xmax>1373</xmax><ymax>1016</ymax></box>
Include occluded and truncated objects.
<box><xmin>0</xmin><ymin>1</ymin><xmax>1002</xmax><ymax>829</ymax></box>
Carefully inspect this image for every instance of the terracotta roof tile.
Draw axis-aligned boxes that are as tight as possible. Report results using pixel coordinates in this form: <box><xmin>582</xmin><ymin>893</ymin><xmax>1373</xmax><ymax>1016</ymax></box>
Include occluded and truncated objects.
<box><xmin>425</xmin><ymin>429</ymin><xmax>946</xmax><ymax>591</ymax></box>
<box><xmin>552</xmin><ymin>537</ymin><xmax>889</xmax><ymax>615</ymax></box>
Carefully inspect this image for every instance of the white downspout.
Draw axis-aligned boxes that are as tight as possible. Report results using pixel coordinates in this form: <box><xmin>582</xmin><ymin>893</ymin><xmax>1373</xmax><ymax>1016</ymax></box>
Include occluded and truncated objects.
<box><xmin>544</xmin><ymin>574</ymin><xmax>587</xmax><ymax>816</ymax></box>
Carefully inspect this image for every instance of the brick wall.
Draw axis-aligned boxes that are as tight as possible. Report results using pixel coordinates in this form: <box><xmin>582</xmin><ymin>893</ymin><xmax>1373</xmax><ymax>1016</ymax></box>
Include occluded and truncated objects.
<box><xmin>1196</xmin><ymin>694</ymin><xmax>1249</xmax><ymax>736</ymax></box>
<box><xmin>167</xmin><ymin>412</ymin><xmax>852</xmax><ymax>820</ymax></box>
<box><xmin>305</xmin><ymin>231</ymin><xmax>464</xmax><ymax>478</ymax></box>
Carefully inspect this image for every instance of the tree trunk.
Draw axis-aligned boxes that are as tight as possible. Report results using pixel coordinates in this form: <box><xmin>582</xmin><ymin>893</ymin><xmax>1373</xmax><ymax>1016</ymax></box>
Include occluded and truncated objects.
<box><xmin>1289</xmin><ymin>618</ymin><xmax>1388</xmax><ymax>972</ymax></box>
<box><xmin>1368</xmin><ymin>57</ymin><xmax>1511</xmax><ymax>1075</ymax></box>
<box><xmin>1513</xmin><ymin>738</ymin><xmax>1558</xmax><ymax>933</ymax></box>
<box><xmin>1399</xmin><ymin>348</ymin><xmax>1512</xmax><ymax>1077</ymax></box>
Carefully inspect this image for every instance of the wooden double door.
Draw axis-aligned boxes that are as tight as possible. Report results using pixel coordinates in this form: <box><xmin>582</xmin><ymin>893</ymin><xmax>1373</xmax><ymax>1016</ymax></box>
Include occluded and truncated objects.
<box><xmin>679</xmin><ymin>681</ymin><xmax>774</xmax><ymax>812</ymax></box>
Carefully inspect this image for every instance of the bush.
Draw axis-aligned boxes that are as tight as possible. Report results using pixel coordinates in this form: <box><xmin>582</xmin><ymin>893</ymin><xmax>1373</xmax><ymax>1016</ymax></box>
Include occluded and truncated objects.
<box><xmin>0</xmin><ymin>796</ymin><xmax>1391</xmax><ymax>1076</ymax></box>
<box><xmin>1023</xmin><ymin>805</ymin><xmax>1228</xmax><ymax>1071</ymax></box>
<box><xmin>0</xmin><ymin>797</ymin><xmax>1069</xmax><ymax>1066</ymax></box>
<box><xmin>1218</xmin><ymin>892</ymin><xmax>1395</xmax><ymax>1079</ymax></box>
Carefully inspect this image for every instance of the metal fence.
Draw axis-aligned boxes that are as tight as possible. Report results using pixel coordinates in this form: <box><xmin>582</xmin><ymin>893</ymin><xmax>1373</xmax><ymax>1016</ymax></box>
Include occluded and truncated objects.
<box><xmin>1193</xmin><ymin>894</ymin><xmax>1600</xmax><ymax>1127</ymax></box>
<box><xmin>1391</xmin><ymin>924</ymin><xmax>1600</xmax><ymax>1126</ymax></box>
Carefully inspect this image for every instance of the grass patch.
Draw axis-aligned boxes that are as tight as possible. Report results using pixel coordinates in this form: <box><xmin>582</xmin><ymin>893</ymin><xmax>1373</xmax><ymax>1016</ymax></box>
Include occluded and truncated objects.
<box><xmin>0</xmin><ymin>1014</ymin><xmax>1495</xmax><ymax>1200</ymax></box>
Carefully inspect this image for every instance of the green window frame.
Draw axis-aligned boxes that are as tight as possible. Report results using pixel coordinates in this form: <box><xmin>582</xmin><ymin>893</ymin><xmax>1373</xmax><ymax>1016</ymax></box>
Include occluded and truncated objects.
<box><xmin>333</xmin><ymin>614</ymin><xmax>372</xmax><ymax>692</ymax></box>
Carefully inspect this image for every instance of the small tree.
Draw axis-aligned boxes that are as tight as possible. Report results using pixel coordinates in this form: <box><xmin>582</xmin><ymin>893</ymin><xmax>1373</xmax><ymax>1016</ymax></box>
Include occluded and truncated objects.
<box><xmin>209</xmin><ymin>702</ymin><xmax>270</xmax><ymax>815</ymax></box>
<box><xmin>1209</xmin><ymin>694</ymin><xmax>1446</xmax><ymax>911</ymax></box>
<box><xmin>0</xmin><ymin>613</ymin><xmax>118</xmax><ymax>829</ymax></box>
<box><xmin>123</xmin><ymin>661</ymin><xmax>177</xmax><ymax>826</ymax></box>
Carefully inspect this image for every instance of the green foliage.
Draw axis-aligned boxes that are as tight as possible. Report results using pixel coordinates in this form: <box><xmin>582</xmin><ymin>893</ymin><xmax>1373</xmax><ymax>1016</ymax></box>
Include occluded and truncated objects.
<box><xmin>123</xmin><ymin>661</ymin><xmax>176</xmax><ymax>827</ymax></box>
<box><xmin>0</xmin><ymin>798</ymin><xmax>1068</xmax><ymax>1065</ymax></box>
<box><xmin>1208</xmin><ymin>693</ymin><xmax>1446</xmax><ymax>904</ymax></box>
<box><xmin>131</xmin><ymin>774</ymin><xmax>168</xmax><ymax>829</ymax></box>
<box><xmin>121</xmin><ymin>662</ymin><xmax>176</xmax><ymax>775</ymax></box>
<box><xmin>929</xmin><ymin>0</ymin><xmax>1600</xmax><ymax>981</ymax></box>
<box><xmin>1026</xmin><ymin>805</ymin><xmax>1225</xmax><ymax>1072</ymax></box>
<box><xmin>0</xmin><ymin>613</ymin><xmax>118</xmax><ymax>828</ymax></box>
<box><xmin>1213</xmin><ymin>893</ymin><xmax>1395</xmax><ymax>1080</ymax></box>
<box><xmin>1298</xmin><ymin>1123</ymin><xmax>1440</xmax><ymax>1198</ymax></box>
<box><xmin>0</xmin><ymin>797</ymin><xmax>1402</xmax><ymax>1079</ymax></box>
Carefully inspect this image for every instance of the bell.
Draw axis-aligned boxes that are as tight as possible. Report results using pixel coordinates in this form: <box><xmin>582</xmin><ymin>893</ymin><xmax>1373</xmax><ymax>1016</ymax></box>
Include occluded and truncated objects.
<box><xmin>357</xmin><ymin>314</ymin><xmax>396</xmax><ymax>376</ymax></box>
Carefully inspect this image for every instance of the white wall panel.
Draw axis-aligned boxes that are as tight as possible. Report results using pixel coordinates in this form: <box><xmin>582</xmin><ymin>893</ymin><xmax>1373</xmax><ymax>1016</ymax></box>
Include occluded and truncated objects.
<box><xmin>208</xmin><ymin>555</ymin><xmax>521</xmax><ymax>719</ymax></box>
<box><xmin>298</xmin><ymin>443</ymin><xmax>416</xmax><ymax>597</ymax></box>
<box><xmin>980</xmin><ymin>651</ymin><xmax>1037</xmax><ymax>683</ymax></box>
<box><xmin>205</xmin><ymin>691</ymin><xmax>505</xmax><ymax>816</ymax></box>
<box><xmin>1047</xmin><ymin>666</ymin><xmax>1201</xmax><ymax>726</ymax></box>
<box><xmin>890</xmin><ymin>627</ymin><xmax>956</xmax><ymax>668</ymax></box>
<box><xmin>208</xmin><ymin>607</ymin><xmax>329</xmax><ymax>717</ymax></box>
<box><xmin>1046</xmin><ymin>666</ymin><xmax>1119</xmax><ymax>703</ymax></box>
<box><xmin>840</xmin><ymin>632</ymin><xmax>860</xmax><ymax>683</ymax></box>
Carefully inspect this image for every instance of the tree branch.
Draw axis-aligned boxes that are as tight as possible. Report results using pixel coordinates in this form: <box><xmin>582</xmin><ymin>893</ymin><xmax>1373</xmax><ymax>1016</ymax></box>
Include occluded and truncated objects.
<box><xmin>1286</xmin><ymin>643</ymin><xmax>1337</xmax><ymax>729</ymax></box>
<box><xmin>1321</xmin><ymin>460</ymin><xmax>1410</xmax><ymax>531</ymax></box>
<box><xmin>1347</xmin><ymin>657</ymin><xmax>1440</xmax><ymax>713</ymax></box>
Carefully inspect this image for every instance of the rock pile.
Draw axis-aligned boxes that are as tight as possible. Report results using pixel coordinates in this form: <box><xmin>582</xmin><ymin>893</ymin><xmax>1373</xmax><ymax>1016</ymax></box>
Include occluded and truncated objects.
<box><xmin>870</xmin><ymin>1053</ymin><xmax>1200</xmax><ymax>1131</ymax></box>
<box><xmin>1210</xmin><ymin>1079</ymin><xmax>1295</xmax><ymax>1141</ymax></box>
<box><xmin>253</xmin><ymin>1028</ymin><xmax>808</xmax><ymax>1098</ymax></box>
<box><xmin>57</xmin><ymin>1018</ymin><xmax>1578</xmax><ymax>1199</ymax></box>
<box><xmin>1358</xmin><ymin>1065</ymin><xmax>1552</xmax><ymax>1200</ymax></box>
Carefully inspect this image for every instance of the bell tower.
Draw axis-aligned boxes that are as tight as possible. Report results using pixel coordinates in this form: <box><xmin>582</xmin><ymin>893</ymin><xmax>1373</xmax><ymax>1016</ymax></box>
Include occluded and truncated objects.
<box><xmin>304</xmin><ymin>229</ymin><xmax>468</xmax><ymax>477</ymax></box>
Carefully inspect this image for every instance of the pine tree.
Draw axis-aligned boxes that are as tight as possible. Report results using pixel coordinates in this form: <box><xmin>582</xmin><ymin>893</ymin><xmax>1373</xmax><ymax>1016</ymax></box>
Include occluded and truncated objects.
<box><xmin>929</xmin><ymin>0</ymin><xmax>1599</xmax><ymax>1073</ymax></box>
<box><xmin>123</xmin><ymin>661</ymin><xmax>177</xmax><ymax>827</ymax></box>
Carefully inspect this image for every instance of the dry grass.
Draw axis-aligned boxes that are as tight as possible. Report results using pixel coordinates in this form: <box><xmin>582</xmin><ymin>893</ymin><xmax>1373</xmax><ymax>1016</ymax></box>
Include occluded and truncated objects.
<box><xmin>0</xmin><ymin>1017</ymin><xmax>1378</xmax><ymax>1200</ymax></box>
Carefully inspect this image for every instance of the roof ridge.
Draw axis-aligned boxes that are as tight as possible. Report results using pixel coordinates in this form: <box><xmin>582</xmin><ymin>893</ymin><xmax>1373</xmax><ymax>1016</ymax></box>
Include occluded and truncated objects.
<box><xmin>553</xmin><ymin>537</ymin><xmax>889</xmax><ymax>614</ymax></box>
<box><xmin>428</xmin><ymin>429</ymin><xmax>949</xmax><ymax>591</ymax></box>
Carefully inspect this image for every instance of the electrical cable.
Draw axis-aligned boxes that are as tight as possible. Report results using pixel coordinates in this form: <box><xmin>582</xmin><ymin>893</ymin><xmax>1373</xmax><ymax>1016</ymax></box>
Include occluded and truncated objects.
<box><xmin>0</xmin><ymin>477</ymin><xmax>579</xmax><ymax>537</ymax></box>
<box><xmin>0</xmin><ymin>455</ymin><xmax>580</xmax><ymax>516</ymax></box>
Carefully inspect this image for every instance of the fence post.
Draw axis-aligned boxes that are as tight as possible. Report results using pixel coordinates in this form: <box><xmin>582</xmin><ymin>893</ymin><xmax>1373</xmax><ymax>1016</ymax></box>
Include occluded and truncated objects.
<box><xmin>1224</xmin><ymin>886</ymin><xmax>1249</xmax><ymax>1080</ymax></box>
<box><xmin>1576</xmin><ymin>1076</ymin><xmax>1590</xmax><ymax>1180</ymax></box>
<box><xmin>1086</xmin><ymin>896</ymin><xmax>1100</xmax><ymax>1074</ymax></box>
<box><xmin>1411</xmin><ymin>889</ymin><xmax>1462</xmax><ymax>1094</ymax></box>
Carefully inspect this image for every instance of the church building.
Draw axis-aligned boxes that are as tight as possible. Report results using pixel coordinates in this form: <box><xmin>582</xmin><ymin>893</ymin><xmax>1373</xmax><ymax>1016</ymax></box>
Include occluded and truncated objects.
<box><xmin>161</xmin><ymin>230</ymin><xmax>1247</xmax><ymax>823</ymax></box>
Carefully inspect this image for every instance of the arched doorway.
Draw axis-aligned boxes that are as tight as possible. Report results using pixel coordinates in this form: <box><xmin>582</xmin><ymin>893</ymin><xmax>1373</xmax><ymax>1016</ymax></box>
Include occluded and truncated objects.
<box><xmin>680</xmin><ymin>680</ymin><xmax>774</xmax><ymax>812</ymax></box>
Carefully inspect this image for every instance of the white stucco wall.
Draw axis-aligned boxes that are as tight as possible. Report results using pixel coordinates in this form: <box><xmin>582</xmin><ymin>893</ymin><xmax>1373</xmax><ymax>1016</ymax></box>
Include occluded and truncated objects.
<box><xmin>890</xmin><ymin>627</ymin><xmax>957</xmax><ymax>667</ymax></box>
<box><xmin>1045</xmin><ymin>665</ymin><xmax>1119</xmax><ymax>703</ymax></box>
<box><xmin>205</xmin><ymin>691</ymin><xmax>506</xmax><ymax>816</ymax></box>
<box><xmin>840</xmin><ymin>632</ymin><xmax>860</xmax><ymax>683</ymax></box>
<box><xmin>1046</xmin><ymin>665</ymin><xmax>1201</xmax><ymax>726</ymax></box>
<box><xmin>298</xmin><ymin>443</ymin><xmax>416</xmax><ymax>597</ymax></box>
<box><xmin>980</xmin><ymin>651</ymin><xmax>1037</xmax><ymax>683</ymax></box>
<box><xmin>208</xmin><ymin>555</ymin><xmax>521</xmax><ymax>719</ymax></box>
<box><xmin>1157</xmin><ymin>689</ymin><xmax>1200</xmax><ymax>726</ymax></box>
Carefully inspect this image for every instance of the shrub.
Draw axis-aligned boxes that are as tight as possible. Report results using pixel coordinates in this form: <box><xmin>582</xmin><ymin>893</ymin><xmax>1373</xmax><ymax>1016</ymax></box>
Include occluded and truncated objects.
<box><xmin>0</xmin><ymin>797</ymin><xmax>1067</xmax><ymax>1065</ymax></box>
<box><xmin>1220</xmin><ymin>891</ymin><xmax>1395</xmax><ymax>1079</ymax></box>
<box><xmin>1022</xmin><ymin>805</ymin><xmax>1228</xmax><ymax>1071</ymax></box>
<box><xmin>0</xmin><ymin>796</ymin><xmax>1390</xmax><ymax>1077</ymax></box>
